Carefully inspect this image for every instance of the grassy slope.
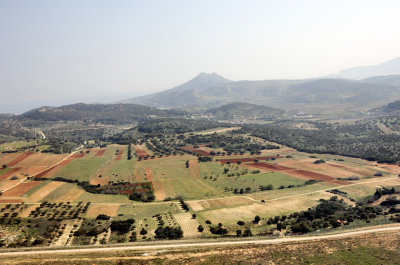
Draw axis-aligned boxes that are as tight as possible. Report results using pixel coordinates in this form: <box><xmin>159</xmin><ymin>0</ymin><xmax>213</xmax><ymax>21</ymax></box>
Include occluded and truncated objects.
<box><xmin>52</xmin><ymin>157</ymin><xmax>110</xmax><ymax>181</ymax></box>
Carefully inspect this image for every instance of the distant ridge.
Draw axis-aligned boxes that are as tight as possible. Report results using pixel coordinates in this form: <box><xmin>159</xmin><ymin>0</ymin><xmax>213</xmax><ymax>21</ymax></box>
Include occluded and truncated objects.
<box><xmin>336</xmin><ymin>57</ymin><xmax>400</xmax><ymax>80</ymax></box>
<box><xmin>122</xmin><ymin>70</ymin><xmax>400</xmax><ymax>110</ymax></box>
<box><xmin>21</xmin><ymin>103</ymin><xmax>186</xmax><ymax>124</ymax></box>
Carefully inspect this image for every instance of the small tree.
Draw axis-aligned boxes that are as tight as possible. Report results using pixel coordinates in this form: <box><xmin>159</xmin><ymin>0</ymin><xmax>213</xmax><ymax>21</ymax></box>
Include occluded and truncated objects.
<box><xmin>140</xmin><ymin>228</ymin><xmax>147</xmax><ymax>235</ymax></box>
<box><xmin>253</xmin><ymin>215</ymin><xmax>261</xmax><ymax>224</ymax></box>
<box><xmin>198</xmin><ymin>225</ymin><xmax>204</xmax><ymax>232</ymax></box>
<box><xmin>236</xmin><ymin>229</ymin><xmax>242</xmax><ymax>237</ymax></box>
<box><xmin>243</xmin><ymin>228</ymin><xmax>252</xmax><ymax>237</ymax></box>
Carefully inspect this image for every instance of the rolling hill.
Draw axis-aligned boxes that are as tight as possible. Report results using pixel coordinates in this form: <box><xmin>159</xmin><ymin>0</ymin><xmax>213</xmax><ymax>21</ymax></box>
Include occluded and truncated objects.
<box><xmin>20</xmin><ymin>103</ymin><xmax>187</xmax><ymax>124</ymax></box>
<box><xmin>204</xmin><ymin>102</ymin><xmax>286</xmax><ymax>120</ymax></box>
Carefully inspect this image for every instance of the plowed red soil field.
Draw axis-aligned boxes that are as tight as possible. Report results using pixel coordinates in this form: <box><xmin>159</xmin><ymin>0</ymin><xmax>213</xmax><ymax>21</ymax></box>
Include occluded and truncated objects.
<box><xmin>71</xmin><ymin>152</ymin><xmax>86</xmax><ymax>158</ymax></box>
<box><xmin>248</xmin><ymin>162</ymin><xmax>350</xmax><ymax>185</ymax></box>
<box><xmin>34</xmin><ymin>159</ymin><xmax>72</xmax><ymax>179</ymax></box>
<box><xmin>115</xmin><ymin>148</ymin><xmax>125</xmax><ymax>160</ymax></box>
<box><xmin>145</xmin><ymin>168</ymin><xmax>153</xmax><ymax>181</ymax></box>
<box><xmin>248</xmin><ymin>162</ymin><xmax>291</xmax><ymax>171</ymax></box>
<box><xmin>95</xmin><ymin>149</ymin><xmax>106</xmax><ymax>157</ymax></box>
<box><xmin>134</xmin><ymin>146</ymin><xmax>148</xmax><ymax>158</ymax></box>
<box><xmin>2</xmin><ymin>181</ymin><xmax>42</xmax><ymax>196</ymax></box>
<box><xmin>218</xmin><ymin>156</ymin><xmax>281</xmax><ymax>164</ymax></box>
<box><xmin>0</xmin><ymin>167</ymin><xmax>22</xmax><ymax>180</ymax></box>
<box><xmin>182</xmin><ymin>146</ymin><xmax>210</xmax><ymax>156</ymax></box>
<box><xmin>7</xmin><ymin>152</ymin><xmax>33</xmax><ymax>167</ymax></box>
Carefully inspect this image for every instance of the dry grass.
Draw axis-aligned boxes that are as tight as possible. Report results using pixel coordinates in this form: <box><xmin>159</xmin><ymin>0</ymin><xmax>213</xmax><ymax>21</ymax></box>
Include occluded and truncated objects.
<box><xmin>85</xmin><ymin>203</ymin><xmax>120</xmax><ymax>218</ymax></box>
<box><xmin>28</xmin><ymin>181</ymin><xmax>65</xmax><ymax>202</ymax></box>
<box><xmin>188</xmin><ymin>196</ymin><xmax>254</xmax><ymax>211</ymax></box>
<box><xmin>173</xmin><ymin>212</ymin><xmax>202</xmax><ymax>238</ymax></box>
<box><xmin>201</xmin><ymin>192</ymin><xmax>332</xmax><ymax>224</ymax></box>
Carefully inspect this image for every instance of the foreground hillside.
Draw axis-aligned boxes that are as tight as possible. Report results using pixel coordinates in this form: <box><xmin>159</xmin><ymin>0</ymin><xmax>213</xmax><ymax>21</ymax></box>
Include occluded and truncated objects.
<box><xmin>2</xmin><ymin>227</ymin><xmax>400</xmax><ymax>264</ymax></box>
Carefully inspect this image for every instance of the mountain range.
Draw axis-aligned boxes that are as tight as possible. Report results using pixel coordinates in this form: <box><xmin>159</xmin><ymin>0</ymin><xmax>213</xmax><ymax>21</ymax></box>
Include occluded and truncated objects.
<box><xmin>122</xmin><ymin>73</ymin><xmax>400</xmax><ymax>111</ymax></box>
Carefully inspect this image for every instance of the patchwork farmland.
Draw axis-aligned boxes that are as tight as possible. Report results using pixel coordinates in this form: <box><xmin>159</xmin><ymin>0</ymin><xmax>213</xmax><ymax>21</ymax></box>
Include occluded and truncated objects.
<box><xmin>0</xmin><ymin>127</ymin><xmax>399</xmax><ymax>248</ymax></box>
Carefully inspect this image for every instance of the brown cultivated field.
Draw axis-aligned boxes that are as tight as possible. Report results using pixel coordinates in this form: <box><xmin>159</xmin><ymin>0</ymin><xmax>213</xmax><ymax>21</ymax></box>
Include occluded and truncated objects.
<box><xmin>2</xmin><ymin>181</ymin><xmax>42</xmax><ymax>197</ymax></box>
<box><xmin>14</xmin><ymin>153</ymin><xmax>66</xmax><ymax>168</ymax></box>
<box><xmin>134</xmin><ymin>145</ymin><xmax>148</xmax><ymax>158</ymax></box>
<box><xmin>145</xmin><ymin>168</ymin><xmax>154</xmax><ymax>181</ymax></box>
<box><xmin>0</xmin><ymin>167</ymin><xmax>22</xmax><ymax>180</ymax></box>
<box><xmin>34</xmin><ymin>158</ymin><xmax>73</xmax><ymax>179</ymax></box>
<box><xmin>0</xmin><ymin>153</ymin><xmax>21</xmax><ymax>166</ymax></box>
<box><xmin>182</xmin><ymin>146</ymin><xmax>210</xmax><ymax>156</ymax></box>
<box><xmin>57</xmin><ymin>188</ymin><xmax>84</xmax><ymax>202</ymax></box>
<box><xmin>152</xmin><ymin>180</ymin><xmax>166</xmax><ymax>200</ymax></box>
<box><xmin>115</xmin><ymin>148</ymin><xmax>125</xmax><ymax>160</ymax></box>
<box><xmin>71</xmin><ymin>152</ymin><xmax>87</xmax><ymax>159</ymax></box>
<box><xmin>28</xmin><ymin>181</ymin><xmax>65</xmax><ymax>202</ymax></box>
<box><xmin>188</xmin><ymin>196</ymin><xmax>254</xmax><ymax>211</ymax></box>
<box><xmin>248</xmin><ymin>162</ymin><xmax>291</xmax><ymax>171</ymax></box>
<box><xmin>188</xmin><ymin>159</ymin><xmax>200</xmax><ymax>178</ymax></box>
<box><xmin>248</xmin><ymin>162</ymin><xmax>350</xmax><ymax>185</ymax></box>
<box><xmin>0</xmin><ymin>198</ymin><xmax>23</xmax><ymax>203</ymax></box>
<box><xmin>218</xmin><ymin>156</ymin><xmax>280</xmax><ymax>164</ymax></box>
<box><xmin>94</xmin><ymin>149</ymin><xmax>106</xmax><ymax>157</ymax></box>
<box><xmin>86</xmin><ymin>203</ymin><xmax>120</xmax><ymax>218</ymax></box>
<box><xmin>6</xmin><ymin>152</ymin><xmax>33</xmax><ymax>167</ymax></box>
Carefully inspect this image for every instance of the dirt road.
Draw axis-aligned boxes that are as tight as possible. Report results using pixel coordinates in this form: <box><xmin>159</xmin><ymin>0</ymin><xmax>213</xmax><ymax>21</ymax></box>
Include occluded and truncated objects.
<box><xmin>1</xmin><ymin>225</ymin><xmax>400</xmax><ymax>256</ymax></box>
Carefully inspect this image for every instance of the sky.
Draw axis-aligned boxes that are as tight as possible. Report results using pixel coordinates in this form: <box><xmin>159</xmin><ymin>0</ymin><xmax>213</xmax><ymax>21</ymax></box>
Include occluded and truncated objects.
<box><xmin>1</xmin><ymin>0</ymin><xmax>400</xmax><ymax>113</ymax></box>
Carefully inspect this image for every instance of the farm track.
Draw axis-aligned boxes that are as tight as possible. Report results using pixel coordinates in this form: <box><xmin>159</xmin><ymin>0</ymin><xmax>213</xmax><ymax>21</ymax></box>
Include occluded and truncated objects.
<box><xmin>1</xmin><ymin>224</ymin><xmax>400</xmax><ymax>256</ymax></box>
<box><xmin>0</xmin><ymin>151</ymin><xmax>77</xmax><ymax>193</ymax></box>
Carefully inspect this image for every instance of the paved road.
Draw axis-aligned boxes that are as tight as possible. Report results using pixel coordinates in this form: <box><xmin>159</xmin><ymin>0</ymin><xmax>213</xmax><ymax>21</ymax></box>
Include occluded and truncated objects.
<box><xmin>1</xmin><ymin>225</ymin><xmax>400</xmax><ymax>256</ymax></box>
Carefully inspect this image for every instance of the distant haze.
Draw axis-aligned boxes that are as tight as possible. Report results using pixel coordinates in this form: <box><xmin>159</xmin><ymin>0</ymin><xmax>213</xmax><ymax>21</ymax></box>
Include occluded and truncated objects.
<box><xmin>1</xmin><ymin>0</ymin><xmax>400</xmax><ymax>113</ymax></box>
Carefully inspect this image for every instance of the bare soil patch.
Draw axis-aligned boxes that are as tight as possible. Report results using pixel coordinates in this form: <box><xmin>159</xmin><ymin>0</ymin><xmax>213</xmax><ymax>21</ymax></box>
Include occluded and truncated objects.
<box><xmin>188</xmin><ymin>196</ymin><xmax>254</xmax><ymax>211</ymax></box>
<box><xmin>134</xmin><ymin>145</ymin><xmax>148</xmax><ymax>158</ymax></box>
<box><xmin>6</xmin><ymin>152</ymin><xmax>33</xmax><ymax>167</ymax></box>
<box><xmin>57</xmin><ymin>188</ymin><xmax>84</xmax><ymax>202</ymax></box>
<box><xmin>94</xmin><ymin>149</ymin><xmax>106</xmax><ymax>157</ymax></box>
<box><xmin>90</xmin><ymin>175</ymin><xmax>110</xmax><ymax>186</ymax></box>
<box><xmin>29</xmin><ymin>181</ymin><xmax>65</xmax><ymax>202</ymax></box>
<box><xmin>34</xmin><ymin>158</ymin><xmax>72</xmax><ymax>179</ymax></box>
<box><xmin>248</xmin><ymin>162</ymin><xmax>291</xmax><ymax>171</ymax></box>
<box><xmin>115</xmin><ymin>148</ymin><xmax>125</xmax><ymax>160</ymax></box>
<box><xmin>218</xmin><ymin>156</ymin><xmax>280</xmax><ymax>164</ymax></box>
<box><xmin>0</xmin><ymin>198</ymin><xmax>23</xmax><ymax>203</ymax></box>
<box><xmin>145</xmin><ymin>168</ymin><xmax>154</xmax><ymax>181</ymax></box>
<box><xmin>0</xmin><ymin>167</ymin><xmax>22</xmax><ymax>180</ymax></box>
<box><xmin>86</xmin><ymin>203</ymin><xmax>120</xmax><ymax>218</ymax></box>
<box><xmin>152</xmin><ymin>181</ymin><xmax>166</xmax><ymax>201</ymax></box>
<box><xmin>2</xmin><ymin>181</ymin><xmax>42</xmax><ymax>196</ymax></box>
<box><xmin>189</xmin><ymin>160</ymin><xmax>200</xmax><ymax>178</ymax></box>
<box><xmin>182</xmin><ymin>146</ymin><xmax>210</xmax><ymax>156</ymax></box>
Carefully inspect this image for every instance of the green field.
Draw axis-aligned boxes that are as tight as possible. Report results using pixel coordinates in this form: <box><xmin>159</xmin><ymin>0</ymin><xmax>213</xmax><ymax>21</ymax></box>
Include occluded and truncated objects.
<box><xmin>52</xmin><ymin>156</ymin><xmax>110</xmax><ymax>181</ymax></box>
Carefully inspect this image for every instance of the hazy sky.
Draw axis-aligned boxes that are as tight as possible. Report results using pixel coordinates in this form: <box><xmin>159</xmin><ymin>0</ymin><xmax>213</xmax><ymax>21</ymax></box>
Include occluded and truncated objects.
<box><xmin>1</xmin><ymin>0</ymin><xmax>400</xmax><ymax>113</ymax></box>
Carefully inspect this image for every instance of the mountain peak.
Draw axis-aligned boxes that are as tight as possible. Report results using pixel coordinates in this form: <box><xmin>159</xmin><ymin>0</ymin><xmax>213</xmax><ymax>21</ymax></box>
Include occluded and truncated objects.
<box><xmin>191</xmin><ymin>72</ymin><xmax>231</xmax><ymax>83</ymax></box>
